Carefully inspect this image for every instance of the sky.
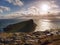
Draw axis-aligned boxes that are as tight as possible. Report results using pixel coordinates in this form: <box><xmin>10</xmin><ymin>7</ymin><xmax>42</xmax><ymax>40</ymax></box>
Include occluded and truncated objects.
<box><xmin>0</xmin><ymin>0</ymin><xmax>60</xmax><ymax>19</ymax></box>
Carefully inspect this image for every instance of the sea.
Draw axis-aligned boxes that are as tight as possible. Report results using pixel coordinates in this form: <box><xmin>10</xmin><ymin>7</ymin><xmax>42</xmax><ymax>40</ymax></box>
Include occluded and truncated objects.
<box><xmin>0</xmin><ymin>19</ymin><xmax>26</xmax><ymax>32</ymax></box>
<box><xmin>34</xmin><ymin>19</ymin><xmax>60</xmax><ymax>31</ymax></box>
<box><xmin>0</xmin><ymin>19</ymin><xmax>60</xmax><ymax>32</ymax></box>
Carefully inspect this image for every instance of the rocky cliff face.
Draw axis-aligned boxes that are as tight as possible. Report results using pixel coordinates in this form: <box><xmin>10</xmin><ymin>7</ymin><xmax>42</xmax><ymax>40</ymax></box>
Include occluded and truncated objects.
<box><xmin>4</xmin><ymin>19</ymin><xmax>37</xmax><ymax>33</ymax></box>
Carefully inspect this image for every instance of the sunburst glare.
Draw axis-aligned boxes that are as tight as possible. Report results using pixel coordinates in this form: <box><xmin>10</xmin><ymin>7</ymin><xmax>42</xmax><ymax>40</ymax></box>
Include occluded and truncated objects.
<box><xmin>39</xmin><ymin>4</ymin><xmax>51</xmax><ymax>15</ymax></box>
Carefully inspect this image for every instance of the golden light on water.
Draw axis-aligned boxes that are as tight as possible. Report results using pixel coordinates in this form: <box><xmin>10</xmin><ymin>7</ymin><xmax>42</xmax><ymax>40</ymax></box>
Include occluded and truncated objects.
<box><xmin>35</xmin><ymin>19</ymin><xmax>51</xmax><ymax>31</ymax></box>
<box><xmin>39</xmin><ymin>20</ymin><xmax>50</xmax><ymax>31</ymax></box>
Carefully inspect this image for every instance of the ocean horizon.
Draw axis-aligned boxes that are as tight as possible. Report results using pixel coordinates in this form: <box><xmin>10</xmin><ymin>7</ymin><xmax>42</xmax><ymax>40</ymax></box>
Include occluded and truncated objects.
<box><xmin>0</xmin><ymin>19</ymin><xmax>60</xmax><ymax>32</ymax></box>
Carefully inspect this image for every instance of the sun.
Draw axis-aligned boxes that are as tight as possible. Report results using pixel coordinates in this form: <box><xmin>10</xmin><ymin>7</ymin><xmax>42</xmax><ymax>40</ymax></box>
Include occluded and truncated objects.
<box><xmin>41</xmin><ymin>4</ymin><xmax>50</xmax><ymax>11</ymax></box>
<box><xmin>40</xmin><ymin>4</ymin><xmax>51</xmax><ymax>14</ymax></box>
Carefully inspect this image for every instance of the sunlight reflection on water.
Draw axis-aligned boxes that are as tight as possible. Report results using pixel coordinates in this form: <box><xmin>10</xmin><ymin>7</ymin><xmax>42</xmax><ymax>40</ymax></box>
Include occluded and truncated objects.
<box><xmin>34</xmin><ymin>19</ymin><xmax>60</xmax><ymax>31</ymax></box>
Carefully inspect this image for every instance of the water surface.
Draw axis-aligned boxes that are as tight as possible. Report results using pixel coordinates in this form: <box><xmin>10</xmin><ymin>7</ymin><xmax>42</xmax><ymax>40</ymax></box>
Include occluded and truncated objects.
<box><xmin>34</xmin><ymin>19</ymin><xmax>60</xmax><ymax>31</ymax></box>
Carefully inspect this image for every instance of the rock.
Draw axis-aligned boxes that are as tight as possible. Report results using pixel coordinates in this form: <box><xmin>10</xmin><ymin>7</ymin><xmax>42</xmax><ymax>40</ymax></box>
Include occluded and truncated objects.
<box><xmin>4</xmin><ymin>19</ymin><xmax>37</xmax><ymax>33</ymax></box>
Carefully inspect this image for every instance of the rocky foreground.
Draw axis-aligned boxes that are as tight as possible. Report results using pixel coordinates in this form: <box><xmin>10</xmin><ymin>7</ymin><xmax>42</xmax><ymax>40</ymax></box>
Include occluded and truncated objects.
<box><xmin>0</xmin><ymin>31</ymin><xmax>60</xmax><ymax>45</ymax></box>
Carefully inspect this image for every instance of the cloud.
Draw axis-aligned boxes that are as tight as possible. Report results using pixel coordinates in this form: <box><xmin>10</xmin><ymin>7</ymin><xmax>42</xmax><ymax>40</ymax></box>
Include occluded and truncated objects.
<box><xmin>0</xmin><ymin>10</ymin><xmax>36</xmax><ymax>19</ymax></box>
<box><xmin>6</xmin><ymin>0</ymin><xmax>60</xmax><ymax>19</ymax></box>
<box><xmin>0</xmin><ymin>6</ymin><xmax>10</xmax><ymax>13</ymax></box>
<box><xmin>0</xmin><ymin>0</ymin><xmax>60</xmax><ymax>19</ymax></box>
<box><xmin>6</xmin><ymin>0</ymin><xmax>23</xmax><ymax>6</ymax></box>
<box><xmin>26</xmin><ymin>0</ymin><xmax>60</xmax><ymax>15</ymax></box>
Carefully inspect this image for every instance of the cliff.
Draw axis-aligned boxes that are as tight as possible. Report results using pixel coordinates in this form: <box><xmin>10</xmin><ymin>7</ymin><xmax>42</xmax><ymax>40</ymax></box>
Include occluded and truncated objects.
<box><xmin>4</xmin><ymin>19</ymin><xmax>37</xmax><ymax>33</ymax></box>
